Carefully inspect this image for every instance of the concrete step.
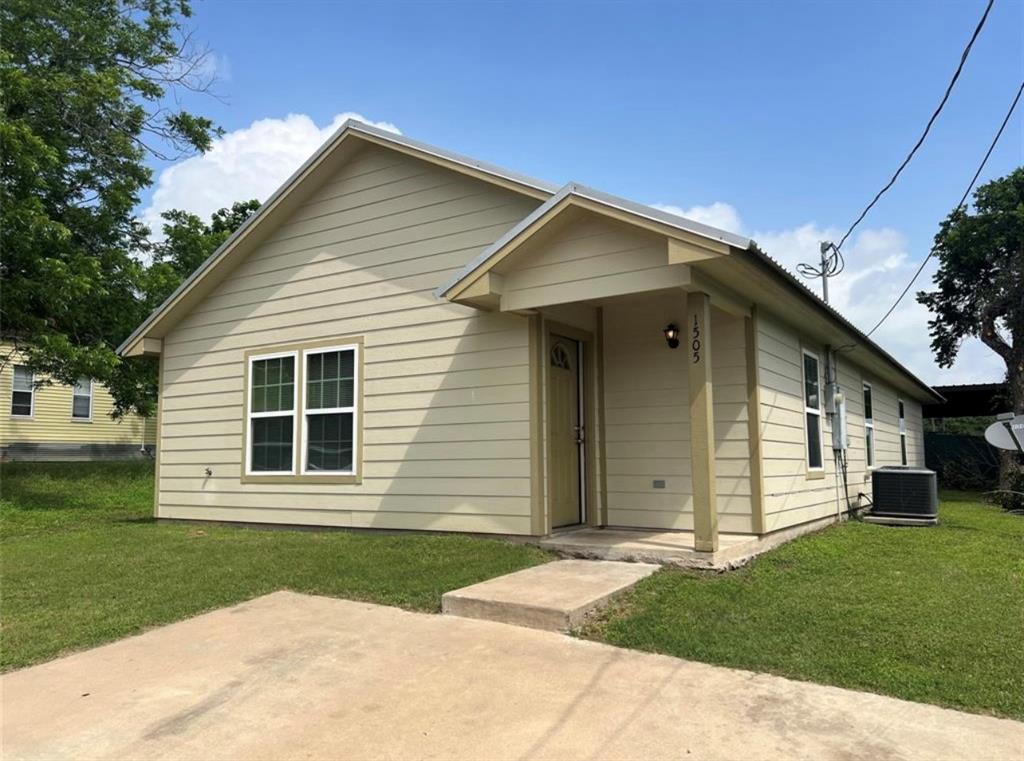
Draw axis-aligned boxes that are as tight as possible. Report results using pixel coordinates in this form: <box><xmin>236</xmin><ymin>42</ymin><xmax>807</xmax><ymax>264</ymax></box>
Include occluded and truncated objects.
<box><xmin>441</xmin><ymin>559</ymin><xmax>658</xmax><ymax>632</ymax></box>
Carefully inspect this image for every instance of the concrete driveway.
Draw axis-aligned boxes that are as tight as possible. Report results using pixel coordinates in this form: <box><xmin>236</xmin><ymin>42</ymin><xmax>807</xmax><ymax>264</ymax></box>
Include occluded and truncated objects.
<box><xmin>2</xmin><ymin>591</ymin><xmax>1021</xmax><ymax>761</ymax></box>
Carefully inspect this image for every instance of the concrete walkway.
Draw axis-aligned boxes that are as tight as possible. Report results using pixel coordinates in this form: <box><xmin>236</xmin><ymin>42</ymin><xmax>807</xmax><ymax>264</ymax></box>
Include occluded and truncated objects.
<box><xmin>442</xmin><ymin>559</ymin><xmax>659</xmax><ymax>631</ymax></box>
<box><xmin>2</xmin><ymin>592</ymin><xmax>1020</xmax><ymax>761</ymax></box>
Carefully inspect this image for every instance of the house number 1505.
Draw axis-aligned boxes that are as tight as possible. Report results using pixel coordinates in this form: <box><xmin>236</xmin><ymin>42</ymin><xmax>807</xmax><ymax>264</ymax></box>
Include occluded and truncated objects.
<box><xmin>691</xmin><ymin>315</ymin><xmax>701</xmax><ymax>363</ymax></box>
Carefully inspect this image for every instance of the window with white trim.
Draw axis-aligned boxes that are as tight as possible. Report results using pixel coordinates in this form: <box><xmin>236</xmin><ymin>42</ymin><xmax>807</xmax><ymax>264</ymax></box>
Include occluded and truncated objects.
<box><xmin>11</xmin><ymin>365</ymin><xmax>33</xmax><ymax>417</ymax></box>
<box><xmin>802</xmin><ymin>350</ymin><xmax>823</xmax><ymax>470</ymax></box>
<box><xmin>302</xmin><ymin>345</ymin><xmax>358</xmax><ymax>474</ymax></box>
<box><xmin>246</xmin><ymin>352</ymin><xmax>297</xmax><ymax>474</ymax></box>
<box><xmin>898</xmin><ymin>398</ymin><xmax>907</xmax><ymax>465</ymax></box>
<box><xmin>72</xmin><ymin>378</ymin><xmax>93</xmax><ymax>420</ymax></box>
<box><xmin>863</xmin><ymin>383</ymin><xmax>875</xmax><ymax>468</ymax></box>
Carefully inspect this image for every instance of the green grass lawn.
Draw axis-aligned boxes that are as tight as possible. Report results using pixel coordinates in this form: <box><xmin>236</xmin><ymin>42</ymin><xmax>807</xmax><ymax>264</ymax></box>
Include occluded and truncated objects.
<box><xmin>0</xmin><ymin>461</ymin><xmax>550</xmax><ymax>671</ymax></box>
<box><xmin>582</xmin><ymin>492</ymin><xmax>1024</xmax><ymax>721</ymax></box>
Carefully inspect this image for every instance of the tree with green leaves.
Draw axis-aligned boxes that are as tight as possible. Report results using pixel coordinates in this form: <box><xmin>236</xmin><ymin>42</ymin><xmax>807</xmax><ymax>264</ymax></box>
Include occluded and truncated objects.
<box><xmin>144</xmin><ymin>200</ymin><xmax>260</xmax><ymax>309</ymax></box>
<box><xmin>918</xmin><ymin>167</ymin><xmax>1024</xmax><ymax>507</ymax></box>
<box><xmin>0</xmin><ymin>0</ymin><xmax>221</xmax><ymax>417</ymax></box>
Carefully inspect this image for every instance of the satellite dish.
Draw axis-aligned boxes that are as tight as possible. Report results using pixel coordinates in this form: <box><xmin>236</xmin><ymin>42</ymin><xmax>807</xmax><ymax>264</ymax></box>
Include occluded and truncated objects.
<box><xmin>985</xmin><ymin>415</ymin><xmax>1024</xmax><ymax>452</ymax></box>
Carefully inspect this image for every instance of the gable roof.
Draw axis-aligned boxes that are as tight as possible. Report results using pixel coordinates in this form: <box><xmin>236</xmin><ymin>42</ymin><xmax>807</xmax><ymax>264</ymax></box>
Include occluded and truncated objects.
<box><xmin>117</xmin><ymin>120</ymin><xmax>555</xmax><ymax>356</ymax></box>
<box><xmin>435</xmin><ymin>182</ymin><xmax>752</xmax><ymax>300</ymax></box>
<box><xmin>118</xmin><ymin>121</ymin><xmax>940</xmax><ymax>404</ymax></box>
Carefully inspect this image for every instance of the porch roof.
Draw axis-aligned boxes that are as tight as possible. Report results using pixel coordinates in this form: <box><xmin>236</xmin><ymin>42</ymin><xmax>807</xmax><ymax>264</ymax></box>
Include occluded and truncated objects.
<box><xmin>434</xmin><ymin>182</ymin><xmax>752</xmax><ymax>302</ymax></box>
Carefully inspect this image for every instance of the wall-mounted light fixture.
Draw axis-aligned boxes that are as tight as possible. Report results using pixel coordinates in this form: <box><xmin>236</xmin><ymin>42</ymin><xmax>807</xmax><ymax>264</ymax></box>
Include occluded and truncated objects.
<box><xmin>663</xmin><ymin>323</ymin><xmax>680</xmax><ymax>349</ymax></box>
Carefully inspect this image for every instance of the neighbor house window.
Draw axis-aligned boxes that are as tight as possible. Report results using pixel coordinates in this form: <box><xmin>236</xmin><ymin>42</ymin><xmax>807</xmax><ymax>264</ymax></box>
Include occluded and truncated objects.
<box><xmin>898</xmin><ymin>398</ymin><xmax>907</xmax><ymax>466</ymax></box>
<box><xmin>246</xmin><ymin>352</ymin><xmax>297</xmax><ymax>474</ymax></box>
<box><xmin>802</xmin><ymin>349</ymin><xmax>823</xmax><ymax>470</ymax></box>
<box><xmin>302</xmin><ymin>345</ymin><xmax>358</xmax><ymax>474</ymax></box>
<box><xmin>863</xmin><ymin>383</ymin><xmax>875</xmax><ymax>468</ymax></box>
<box><xmin>72</xmin><ymin>378</ymin><xmax>92</xmax><ymax>420</ymax></box>
<box><xmin>11</xmin><ymin>365</ymin><xmax>33</xmax><ymax>417</ymax></box>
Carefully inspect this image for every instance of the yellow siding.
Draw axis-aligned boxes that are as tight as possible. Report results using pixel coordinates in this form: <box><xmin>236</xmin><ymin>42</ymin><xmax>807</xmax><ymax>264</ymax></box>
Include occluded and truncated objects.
<box><xmin>0</xmin><ymin>344</ymin><xmax>155</xmax><ymax>447</ymax></box>
<box><xmin>602</xmin><ymin>295</ymin><xmax>753</xmax><ymax>533</ymax></box>
<box><xmin>156</xmin><ymin>144</ymin><xmax>541</xmax><ymax>534</ymax></box>
<box><xmin>756</xmin><ymin>312</ymin><xmax>926</xmax><ymax>532</ymax></box>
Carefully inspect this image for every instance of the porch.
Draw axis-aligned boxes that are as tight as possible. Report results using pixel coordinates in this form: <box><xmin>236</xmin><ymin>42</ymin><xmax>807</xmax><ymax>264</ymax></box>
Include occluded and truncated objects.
<box><xmin>437</xmin><ymin>185</ymin><xmax>768</xmax><ymax>552</ymax></box>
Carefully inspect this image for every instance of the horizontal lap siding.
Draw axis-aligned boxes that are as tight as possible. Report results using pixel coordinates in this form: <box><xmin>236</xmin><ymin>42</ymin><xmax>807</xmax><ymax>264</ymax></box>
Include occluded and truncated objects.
<box><xmin>601</xmin><ymin>296</ymin><xmax>753</xmax><ymax>534</ymax></box>
<box><xmin>0</xmin><ymin>344</ymin><xmax>155</xmax><ymax>448</ymax></box>
<box><xmin>758</xmin><ymin>313</ymin><xmax>925</xmax><ymax>532</ymax></box>
<box><xmin>157</xmin><ymin>145</ymin><xmax>540</xmax><ymax>534</ymax></box>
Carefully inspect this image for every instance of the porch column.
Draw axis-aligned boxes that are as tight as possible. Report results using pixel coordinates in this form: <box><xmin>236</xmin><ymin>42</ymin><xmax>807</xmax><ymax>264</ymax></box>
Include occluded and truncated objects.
<box><xmin>687</xmin><ymin>291</ymin><xmax>718</xmax><ymax>552</ymax></box>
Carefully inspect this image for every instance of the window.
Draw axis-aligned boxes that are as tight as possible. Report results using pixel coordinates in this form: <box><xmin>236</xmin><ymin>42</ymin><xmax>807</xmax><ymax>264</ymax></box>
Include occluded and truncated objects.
<box><xmin>302</xmin><ymin>345</ymin><xmax>358</xmax><ymax>474</ymax></box>
<box><xmin>11</xmin><ymin>365</ymin><xmax>33</xmax><ymax>417</ymax></box>
<box><xmin>898</xmin><ymin>399</ymin><xmax>907</xmax><ymax>466</ymax></box>
<box><xmin>244</xmin><ymin>339</ymin><xmax>362</xmax><ymax>481</ymax></box>
<box><xmin>863</xmin><ymin>383</ymin><xmax>875</xmax><ymax>468</ymax></box>
<box><xmin>246</xmin><ymin>352</ymin><xmax>297</xmax><ymax>474</ymax></box>
<box><xmin>802</xmin><ymin>350</ymin><xmax>823</xmax><ymax>470</ymax></box>
<box><xmin>72</xmin><ymin>378</ymin><xmax>92</xmax><ymax>420</ymax></box>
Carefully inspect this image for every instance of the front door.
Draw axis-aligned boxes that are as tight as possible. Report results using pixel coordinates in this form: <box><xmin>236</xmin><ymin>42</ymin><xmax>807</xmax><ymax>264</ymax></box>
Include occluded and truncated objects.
<box><xmin>549</xmin><ymin>334</ymin><xmax>583</xmax><ymax>528</ymax></box>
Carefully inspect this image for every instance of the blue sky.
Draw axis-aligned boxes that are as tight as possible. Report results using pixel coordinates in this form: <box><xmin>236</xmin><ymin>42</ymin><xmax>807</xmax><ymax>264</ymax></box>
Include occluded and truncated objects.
<box><xmin>143</xmin><ymin>0</ymin><xmax>1023</xmax><ymax>385</ymax></box>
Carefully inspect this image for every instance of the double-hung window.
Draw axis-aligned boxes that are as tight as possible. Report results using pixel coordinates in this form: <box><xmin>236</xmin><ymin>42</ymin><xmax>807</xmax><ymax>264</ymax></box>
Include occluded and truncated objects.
<box><xmin>244</xmin><ymin>340</ymin><xmax>361</xmax><ymax>480</ymax></box>
<box><xmin>898</xmin><ymin>399</ymin><xmax>907</xmax><ymax>465</ymax></box>
<box><xmin>302</xmin><ymin>345</ymin><xmax>358</xmax><ymax>474</ymax></box>
<box><xmin>863</xmin><ymin>383</ymin><xmax>875</xmax><ymax>468</ymax></box>
<box><xmin>72</xmin><ymin>378</ymin><xmax>93</xmax><ymax>420</ymax></box>
<box><xmin>11</xmin><ymin>366</ymin><xmax>34</xmax><ymax>417</ymax></box>
<box><xmin>802</xmin><ymin>349</ymin><xmax>823</xmax><ymax>471</ymax></box>
<box><xmin>247</xmin><ymin>352</ymin><xmax>298</xmax><ymax>474</ymax></box>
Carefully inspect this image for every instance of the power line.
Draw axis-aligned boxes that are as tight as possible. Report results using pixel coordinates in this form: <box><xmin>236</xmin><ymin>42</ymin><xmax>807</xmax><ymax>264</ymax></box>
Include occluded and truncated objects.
<box><xmin>835</xmin><ymin>0</ymin><xmax>994</xmax><ymax>252</ymax></box>
<box><xmin>865</xmin><ymin>78</ymin><xmax>1024</xmax><ymax>337</ymax></box>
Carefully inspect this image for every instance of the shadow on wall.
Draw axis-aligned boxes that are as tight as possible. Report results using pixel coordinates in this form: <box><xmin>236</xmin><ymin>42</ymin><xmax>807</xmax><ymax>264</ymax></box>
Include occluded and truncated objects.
<box><xmin>160</xmin><ymin>142</ymin><xmax>539</xmax><ymax>534</ymax></box>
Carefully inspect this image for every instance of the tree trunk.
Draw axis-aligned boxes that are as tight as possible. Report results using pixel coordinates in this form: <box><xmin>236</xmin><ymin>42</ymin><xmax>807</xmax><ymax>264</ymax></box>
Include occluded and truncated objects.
<box><xmin>998</xmin><ymin>360</ymin><xmax>1024</xmax><ymax>510</ymax></box>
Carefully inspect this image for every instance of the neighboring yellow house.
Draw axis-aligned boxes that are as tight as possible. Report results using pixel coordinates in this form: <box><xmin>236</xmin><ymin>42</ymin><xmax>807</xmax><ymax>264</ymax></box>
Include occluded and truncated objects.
<box><xmin>118</xmin><ymin>121</ymin><xmax>940</xmax><ymax>556</ymax></box>
<box><xmin>0</xmin><ymin>343</ymin><xmax>155</xmax><ymax>461</ymax></box>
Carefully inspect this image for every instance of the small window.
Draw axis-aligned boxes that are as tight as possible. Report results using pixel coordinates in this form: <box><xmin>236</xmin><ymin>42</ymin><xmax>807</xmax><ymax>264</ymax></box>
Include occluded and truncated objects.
<box><xmin>863</xmin><ymin>383</ymin><xmax>875</xmax><ymax>468</ymax></box>
<box><xmin>246</xmin><ymin>353</ymin><xmax>297</xmax><ymax>474</ymax></box>
<box><xmin>303</xmin><ymin>345</ymin><xmax>358</xmax><ymax>474</ymax></box>
<box><xmin>72</xmin><ymin>378</ymin><xmax>92</xmax><ymax>420</ymax></box>
<box><xmin>11</xmin><ymin>365</ymin><xmax>33</xmax><ymax>417</ymax></box>
<box><xmin>898</xmin><ymin>399</ymin><xmax>907</xmax><ymax>466</ymax></box>
<box><xmin>802</xmin><ymin>350</ymin><xmax>823</xmax><ymax>470</ymax></box>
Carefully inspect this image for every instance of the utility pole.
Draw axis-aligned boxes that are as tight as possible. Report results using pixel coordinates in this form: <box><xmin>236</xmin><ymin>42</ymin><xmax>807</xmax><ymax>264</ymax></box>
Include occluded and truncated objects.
<box><xmin>819</xmin><ymin>241</ymin><xmax>831</xmax><ymax>304</ymax></box>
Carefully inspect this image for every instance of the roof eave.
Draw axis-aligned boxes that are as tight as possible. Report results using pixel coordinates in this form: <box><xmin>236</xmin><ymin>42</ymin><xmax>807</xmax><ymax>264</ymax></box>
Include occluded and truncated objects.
<box><xmin>118</xmin><ymin>120</ymin><xmax>559</xmax><ymax>357</ymax></box>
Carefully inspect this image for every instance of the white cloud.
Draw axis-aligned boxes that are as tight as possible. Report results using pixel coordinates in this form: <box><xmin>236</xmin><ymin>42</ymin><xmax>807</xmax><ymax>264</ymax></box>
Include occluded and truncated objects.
<box><xmin>750</xmin><ymin>219</ymin><xmax>1004</xmax><ymax>385</ymax></box>
<box><xmin>140</xmin><ymin>112</ymin><xmax>400</xmax><ymax>236</ymax></box>
<box><xmin>651</xmin><ymin>201</ymin><xmax>745</xmax><ymax>235</ymax></box>
<box><xmin>651</xmin><ymin>199</ymin><xmax>1003</xmax><ymax>384</ymax></box>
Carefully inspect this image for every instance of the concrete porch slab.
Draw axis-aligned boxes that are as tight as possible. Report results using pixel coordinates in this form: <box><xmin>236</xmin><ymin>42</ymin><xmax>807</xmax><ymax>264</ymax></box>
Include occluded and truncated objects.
<box><xmin>441</xmin><ymin>559</ymin><xmax>658</xmax><ymax>631</ymax></box>
<box><xmin>538</xmin><ymin>528</ymin><xmax>761</xmax><ymax>569</ymax></box>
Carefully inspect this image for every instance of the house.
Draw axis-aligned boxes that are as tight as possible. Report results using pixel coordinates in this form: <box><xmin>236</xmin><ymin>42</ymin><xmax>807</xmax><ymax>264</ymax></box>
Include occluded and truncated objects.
<box><xmin>1</xmin><ymin>343</ymin><xmax>156</xmax><ymax>461</ymax></box>
<box><xmin>118</xmin><ymin>121</ymin><xmax>940</xmax><ymax>552</ymax></box>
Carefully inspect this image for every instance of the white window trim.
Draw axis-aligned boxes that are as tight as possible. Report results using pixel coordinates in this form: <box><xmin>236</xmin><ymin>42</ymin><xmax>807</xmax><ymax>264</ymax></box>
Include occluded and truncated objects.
<box><xmin>301</xmin><ymin>343</ymin><xmax>359</xmax><ymax>476</ymax></box>
<box><xmin>898</xmin><ymin>397</ymin><xmax>907</xmax><ymax>466</ymax></box>
<box><xmin>863</xmin><ymin>381</ymin><xmax>876</xmax><ymax>469</ymax></box>
<box><xmin>70</xmin><ymin>378</ymin><xmax>93</xmax><ymax>422</ymax></box>
<box><xmin>11</xmin><ymin>365</ymin><xmax>34</xmax><ymax>419</ymax></box>
<box><xmin>801</xmin><ymin>348</ymin><xmax>824</xmax><ymax>472</ymax></box>
<box><xmin>245</xmin><ymin>350</ymin><xmax>299</xmax><ymax>477</ymax></box>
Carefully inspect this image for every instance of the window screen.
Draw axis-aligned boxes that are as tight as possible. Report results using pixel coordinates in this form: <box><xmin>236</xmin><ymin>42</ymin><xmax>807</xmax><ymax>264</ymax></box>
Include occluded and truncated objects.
<box><xmin>72</xmin><ymin>378</ymin><xmax>92</xmax><ymax>419</ymax></box>
<box><xmin>248</xmin><ymin>355</ymin><xmax>296</xmax><ymax>473</ymax></box>
<box><xmin>803</xmin><ymin>352</ymin><xmax>822</xmax><ymax>469</ymax></box>
<box><xmin>305</xmin><ymin>348</ymin><xmax>356</xmax><ymax>473</ymax></box>
<box><xmin>863</xmin><ymin>384</ymin><xmax>875</xmax><ymax>468</ymax></box>
<box><xmin>11</xmin><ymin>366</ymin><xmax>33</xmax><ymax>416</ymax></box>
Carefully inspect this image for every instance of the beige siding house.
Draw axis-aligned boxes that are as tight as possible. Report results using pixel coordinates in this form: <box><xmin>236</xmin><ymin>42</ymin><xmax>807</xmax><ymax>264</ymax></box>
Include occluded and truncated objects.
<box><xmin>119</xmin><ymin>121</ymin><xmax>939</xmax><ymax>553</ymax></box>
<box><xmin>1</xmin><ymin>343</ymin><xmax>156</xmax><ymax>461</ymax></box>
